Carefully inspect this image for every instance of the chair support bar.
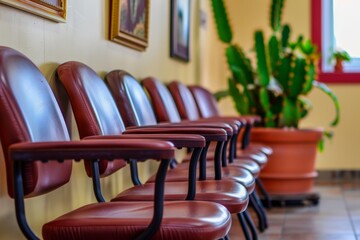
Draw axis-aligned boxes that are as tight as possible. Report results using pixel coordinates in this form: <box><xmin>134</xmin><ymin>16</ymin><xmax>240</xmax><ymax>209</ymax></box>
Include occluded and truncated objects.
<box><xmin>129</xmin><ymin>159</ymin><xmax>142</xmax><ymax>186</ymax></box>
<box><xmin>135</xmin><ymin>159</ymin><xmax>170</xmax><ymax>240</ymax></box>
<box><xmin>221</xmin><ymin>140</ymin><xmax>229</xmax><ymax>167</ymax></box>
<box><xmin>91</xmin><ymin>160</ymin><xmax>106</xmax><ymax>202</ymax></box>
<box><xmin>14</xmin><ymin>160</ymin><xmax>40</xmax><ymax>240</ymax></box>
<box><xmin>186</xmin><ymin>147</ymin><xmax>202</xmax><ymax>200</ymax></box>
<box><xmin>199</xmin><ymin>142</ymin><xmax>210</xmax><ymax>180</ymax></box>
<box><xmin>214</xmin><ymin>141</ymin><xmax>224</xmax><ymax>180</ymax></box>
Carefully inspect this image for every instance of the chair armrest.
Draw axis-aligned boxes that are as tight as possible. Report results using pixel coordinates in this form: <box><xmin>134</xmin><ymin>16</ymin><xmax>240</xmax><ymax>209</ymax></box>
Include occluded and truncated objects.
<box><xmin>222</xmin><ymin>115</ymin><xmax>261</xmax><ymax>125</ymax></box>
<box><xmin>182</xmin><ymin>118</ymin><xmax>240</xmax><ymax>133</ymax></box>
<box><xmin>9</xmin><ymin>139</ymin><xmax>175</xmax><ymax>162</ymax></box>
<box><xmin>124</xmin><ymin>126</ymin><xmax>227</xmax><ymax>142</ymax></box>
<box><xmin>83</xmin><ymin>134</ymin><xmax>205</xmax><ymax>148</ymax></box>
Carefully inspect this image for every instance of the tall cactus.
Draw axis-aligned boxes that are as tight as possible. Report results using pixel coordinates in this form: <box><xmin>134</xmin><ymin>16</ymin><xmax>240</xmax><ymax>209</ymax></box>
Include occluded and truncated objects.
<box><xmin>210</xmin><ymin>0</ymin><xmax>340</xmax><ymax>129</ymax></box>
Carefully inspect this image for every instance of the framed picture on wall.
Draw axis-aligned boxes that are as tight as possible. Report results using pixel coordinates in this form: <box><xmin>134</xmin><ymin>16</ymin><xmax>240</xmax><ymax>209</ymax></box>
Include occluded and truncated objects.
<box><xmin>0</xmin><ymin>0</ymin><xmax>67</xmax><ymax>22</ymax></box>
<box><xmin>170</xmin><ymin>0</ymin><xmax>190</xmax><ymax>62</ymax></box>
<box><xmin>110</xmin><ymin>0</ymin><xmax>149</xmax><ymax>51</ymax></box>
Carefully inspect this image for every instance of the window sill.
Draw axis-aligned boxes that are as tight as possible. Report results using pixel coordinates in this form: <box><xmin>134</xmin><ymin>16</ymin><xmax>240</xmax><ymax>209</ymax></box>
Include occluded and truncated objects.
<box><xmin>318</xmin><ymin>72</ymin><xmax>360</xmax><ymax>84</ymax></box>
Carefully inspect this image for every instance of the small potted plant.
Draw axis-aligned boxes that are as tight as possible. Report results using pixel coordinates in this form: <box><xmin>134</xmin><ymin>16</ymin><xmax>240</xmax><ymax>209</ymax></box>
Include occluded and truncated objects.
<box><xmin>330</xmin><ymin>49</ymin><xmax>351</xmax><ymax>72</ymax></box>
<box><xmin>211</xmin><ymin>0</ymin><xmax>340</xmax><ymax>203</ymax></box>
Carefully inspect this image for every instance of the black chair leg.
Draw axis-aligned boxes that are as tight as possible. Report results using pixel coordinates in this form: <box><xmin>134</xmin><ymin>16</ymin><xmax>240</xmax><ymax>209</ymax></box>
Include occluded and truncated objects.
<box><xmin>249</xmin><ymin>193</ymin><xmax>266</xmax><ymax>232</ymax></box>
<box><xmin>256</xmin><ymin>178</ymin><xmax>272</xmax><ymax>209</ymax></box>
<box><xmin>237</xmin><ymin>212</ymin><xmax>252</xmax><ymax>240</ymax></box>
<box><xmin>252</xmin><ymin>191</ymin><xmax>268</xmax><ymax>229</ymax></box>
<box><xmin>244</xmin><ymin>210</ymin><xmax>258</xmax><ymax>240</ymax></box>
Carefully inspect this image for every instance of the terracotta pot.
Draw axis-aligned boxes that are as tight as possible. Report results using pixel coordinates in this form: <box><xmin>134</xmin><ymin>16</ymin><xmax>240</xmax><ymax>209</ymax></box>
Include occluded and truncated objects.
<box><xmin>334</xmin><ymin>59</ymin><xmax>343</xmax><ymax>72</ymax></box>
<box><xmin>251</xmin><ymin>127</ymin><xmax>323</xmax><ymax>195</ymax></box>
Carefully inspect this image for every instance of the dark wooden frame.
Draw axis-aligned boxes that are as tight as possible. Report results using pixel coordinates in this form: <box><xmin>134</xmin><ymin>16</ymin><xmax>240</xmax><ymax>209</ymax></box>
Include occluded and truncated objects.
<box><xmin>170</xmin><ymin>0</ymin><xmax>191</xmax><ymax>62</ymax></box>
<box><xmin>110</xmin><ymin>0</ymin><xmax>150</xmax><ymax>51</ymax></box>
<box><xmin>0</xmin><ymin>0</ymin><xmax>66</xmax><ymax>22</ymax></box>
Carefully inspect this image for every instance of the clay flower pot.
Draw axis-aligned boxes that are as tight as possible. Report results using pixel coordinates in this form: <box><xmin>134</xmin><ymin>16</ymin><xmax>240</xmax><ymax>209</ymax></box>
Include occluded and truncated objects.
<box><xmin>251</xmin><ymin>127</ymin><xmax>323</xmax><ymax>195</ymax></box>
<box><xmin>334</xmin><ymin>58</ymin><xmax>343</xmax><ymax>72</ymax></box>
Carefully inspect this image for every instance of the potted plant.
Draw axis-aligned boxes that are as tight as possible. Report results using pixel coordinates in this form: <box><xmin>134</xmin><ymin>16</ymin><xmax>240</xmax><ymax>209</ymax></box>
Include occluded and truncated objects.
<box><xmin>211</xmin><ymin>0</ymin><xmax>340</xmax><ymax>203</ymax></box>
<box><xmin>330</xmin><ymin>49</ymin><xmax>351</xmax><ymax>72</ymax></box>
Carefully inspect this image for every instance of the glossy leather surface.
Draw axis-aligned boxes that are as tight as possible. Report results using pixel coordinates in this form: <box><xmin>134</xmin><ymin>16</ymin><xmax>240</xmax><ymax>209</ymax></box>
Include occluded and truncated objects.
<box><xmin>0</xmin><ymin>46</ymin><xmax>72</xmax><ymax>197</ymax></box>
<box><xmin>42</xmin><ymin>201</ymin><xmax>231</xmax><ymax>240</ymax></box>
<box><xmin>56</xmin><ymin>62</ymin><xmax>128</xmax><ymax>176</ymax></box>
<box><xmin>105</xmin><ymin>70</ymin><xmax>158</xmax><ymax>127</ymax></box>
<box><xmin>178</xmin><ymin>158</ymin><xmax>261</xmax><ymax>177</ymax></box>
<box><xmin>188</xmin><ymin>86</ymin><xmax>221</xmax><ymax>118</ymax></box>
<box><xmin>84</xmin><ymin>134</ymin><xmax>205</xmax><ymax>148</ymax></box>
<box><xmin>113</xmin><ymin>180</ymin><xmax>248</xmax><ymax>213</ymax></box>
<box><xmin>142</xmin><ymin>77</ymin><xmax>183</xmax><ymax>123</ymax></box>
<box><xmin>168</xmin><ymin>80</ymin><xmax>201</xmax><ymax>120</ymax></box>
<box><xmin>10</xmin><ymin>140</ymin><xmax>175</xmax><ymax>162</ymax></box>
<box><xmin>147</xmin><ymin>166</ymin><xmax>256</xmax><ymax>193</ymax></box>
<box><xmin>57</xmin><ymin>62</ymin><xmax>126</xmax><ymax>137</ymax></box>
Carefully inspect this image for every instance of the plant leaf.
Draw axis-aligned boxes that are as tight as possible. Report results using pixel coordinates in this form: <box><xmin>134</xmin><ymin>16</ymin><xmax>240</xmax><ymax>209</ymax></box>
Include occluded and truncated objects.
<box><xmin>269</xmin><ymin>35</ymin><xmax>280</xmax><ymax>74</ymax></box>
<box><xmin>301</xmin><ymin>60</ymin><xmax>315</xmax><ymax>94</ymax></box>
<box><xmin>270</xmin><ymin>0</ymin><xmax>285</xmax><ymax>32</ymax></box>
<box><xmin>281</xmin><ymin>97</ymin><xmax>300</xmax><ymax>127</ymax></box>
<box><xmin>228</xmin><ymin>78</ymin><xmax>249</xmax><ymax>114</ymax></box>
<box><xmin>226</xmin><ymin>45</ymin><xmax>254</xmax><ymax>84</ymax></box>
<box><xmin>211</xmin><ymin>0</ymin><xmax>233</xmax><ymax>43</ymax></box>
<box><xmin>214</xmin><ymin>89</ymin><xmax>229</xmax><ymax>101</ymax></box>
<box><xmin>255</xmin><ymin>31</ymin><xmax>270</xmax><ymax>87</ymax></box>
<box><xmin>313</xmin><ymin>81</ymin><xmax>340</xmax><ymax>126</ymax></box>
<box><xmin>288</xmin><ymin>57</ymin><xmax>306</xmax><ymax>98</ymax></box>
<box><xmin>259</xmin><ymin>87</ymin><xmax>275</xmax><ymax>127</ymax></box>
<box><xmin>281</xmin><ymin>24</ymin><xmax>291</xmax><ymax>48</ymax></box>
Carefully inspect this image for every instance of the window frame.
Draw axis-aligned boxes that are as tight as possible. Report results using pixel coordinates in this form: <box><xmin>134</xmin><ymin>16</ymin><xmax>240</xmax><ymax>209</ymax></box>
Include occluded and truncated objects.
<box><xmin>312</xmin><ymin>0</ymin><xmax>360</xmax><ymax>83</ymax></box>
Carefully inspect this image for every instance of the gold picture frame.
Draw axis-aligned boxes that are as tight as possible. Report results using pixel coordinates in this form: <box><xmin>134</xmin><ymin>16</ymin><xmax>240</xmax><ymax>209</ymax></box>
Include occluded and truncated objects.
<box><xmin>0</xmin><ymin>0</ymin><xmax>66</xmax><ymax>22</ymax></box>
<box><xmin>110</xmin><ymin>0</ymin><xmax>149</xmax><ymax>51</ymax></box>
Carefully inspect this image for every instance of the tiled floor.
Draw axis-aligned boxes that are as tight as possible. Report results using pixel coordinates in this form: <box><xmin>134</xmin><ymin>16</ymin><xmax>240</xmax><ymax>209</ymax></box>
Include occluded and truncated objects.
<box><xmin>229</xmin><ymin>173</ymin><xmax>360</xmax><ymax>239</ymax></box>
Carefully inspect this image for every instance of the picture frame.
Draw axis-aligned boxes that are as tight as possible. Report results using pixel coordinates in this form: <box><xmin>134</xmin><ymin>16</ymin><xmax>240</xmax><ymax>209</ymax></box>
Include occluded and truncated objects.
<box><xmin>110</xmin><ymin>0</ymin><xmax>150</xmax><ymax>51</ymax></box>
<box><xmin>170</xmin><ymin>0</ymin><xmax>190</xmax><ymax>62</ymax></box>
<box><xmin>0</xmin><ymin>0</ymin><xmax>67</xmax><ymax>22</ymax></box>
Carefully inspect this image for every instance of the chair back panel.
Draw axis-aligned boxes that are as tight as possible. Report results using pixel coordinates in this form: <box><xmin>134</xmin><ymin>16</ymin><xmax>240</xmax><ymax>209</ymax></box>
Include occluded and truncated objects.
<box><xmin>0</xmin><ymin>46</ymin><xmax>72</xmax><ymax>198</ymax></box>
<box><xmin>56</xmin><ymin>62</ymin><xmax>127</xmax><ymax>177</ymax></box>
<box><xmin>142</xmin><ymin>77</ymin><xmax>181</xmax><ymax>123</ymax></box>
<box><xmin>189</xmin><ymin>86</ymin><xmax>221</xmax><ymax>118</ymax></box>
<box><xmin>105</xmin><ymin>70</ymin><xmax>158</xmax><ymax>127</ymax></box>
<box><xmin>168</xmin><ymin>81</ymin><xmax>200</xmax><ymax>121</ymax></box>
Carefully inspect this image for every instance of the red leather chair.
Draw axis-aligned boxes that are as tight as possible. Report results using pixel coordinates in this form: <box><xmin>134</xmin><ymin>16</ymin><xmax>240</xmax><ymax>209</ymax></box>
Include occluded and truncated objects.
<box><xmin>141</xmin><ymin>77</ymin><xmax>269</xmax><ymax>232</ymax></box>
<box><xmin>187</xmin><ymin>85</ymin><xmax>273</xmax><ymax>157</ymax></box>
<box><xmin>55</xmin><ymin>62</ymin><xmax>255</xmax><ymax>239</ymax></box>
<box><xmin>0</xmin><ymin>46</ymin><xmax>232</xmax><ymax>240</ymax></box>
<box><xmin>168</xmin><ymin>81</ymin><xmax>273</xmax><ymax>204</ymax></box>
<box><xmin>104</xmin><ymin>70</ymin><xmax>266</xmax><ymax>237</ymax></box>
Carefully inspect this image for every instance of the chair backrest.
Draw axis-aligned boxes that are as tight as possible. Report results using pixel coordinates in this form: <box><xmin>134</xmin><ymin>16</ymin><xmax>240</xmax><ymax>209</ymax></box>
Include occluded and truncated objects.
<box><xmin>105</xmin><ymin>70</ymin><xmax>158</xmax><ymax>127</ymax></box>
<box><xmin>142</xmin><ymin>77</ymin><xmax>182</xmax><ymax>123</ymax></box>
<box><xmin>55</xmin><ymin>61</ymin><xmax>127</xmax><ymax>177</ymax></box>
<box><xmin>188</xmin><ymin>85</ymin><xmax>221</xmax><ymax>118</ymax></box>
<box><xmin>168</xmin><ymin>80</ymin><xmax>201</xmax><ymax>121</ymax></box>
<box><xmin>0</xmin><ymin>46</ymin><xmax>72</xmax><ymax>198</ymax></box>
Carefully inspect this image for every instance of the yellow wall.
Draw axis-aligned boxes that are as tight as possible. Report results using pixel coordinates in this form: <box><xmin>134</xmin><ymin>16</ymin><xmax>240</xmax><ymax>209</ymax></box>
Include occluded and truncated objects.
<box><xmin>0</xmin><ymin>0</ymin><xmax>199</xmax><ymax>239</ymax></box>
<box><xmin>201</xmin><ymin>0</ymin><xmax>360</xmax><ymax>170</ymax></box>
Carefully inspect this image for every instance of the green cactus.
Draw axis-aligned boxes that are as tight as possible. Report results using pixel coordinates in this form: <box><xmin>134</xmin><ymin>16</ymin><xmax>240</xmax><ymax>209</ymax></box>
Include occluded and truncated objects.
<box><xmin>211</xmin><ymin>0</ymin><xmax>232</xmax><ymax>43</ymax></box>
<box><xmin>211</xmin><ymin>0</ymin><xmax>340</xmax><ymax>131</ymax></box>
<box><xmin>270</xmin><ymin>0</ymin><xmax>285</xmax><ymax>32</ymax></box>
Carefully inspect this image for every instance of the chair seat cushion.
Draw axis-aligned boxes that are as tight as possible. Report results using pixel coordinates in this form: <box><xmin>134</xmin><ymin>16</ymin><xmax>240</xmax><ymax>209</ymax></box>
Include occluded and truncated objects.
<box><xmin>146</xmin><ymin>167</ymin><xmax>255</xmax><ymax>193</ymax></box>
<box><xmin>42</xmin><ymin>201</ymin><xmax>231</xmax><ymax>240</ymax></box>
<box><xmin>178</xmin><ymin>158</ymin><xmax>261</xmax><ymax>177</ymax></box>
<box><xmin>112</xmin><ymin>180</ymin><xmax>248</xmax><ymax>213</ymax></box>
<box><xmin>242</xmin><ymin>143</ymin><xmax>273</xmax><ymax>156</ymax></box>
<box><xmin>204</xmin><ymin>147</ymin><xmax>268</xmax><ymax>166</ymax></box>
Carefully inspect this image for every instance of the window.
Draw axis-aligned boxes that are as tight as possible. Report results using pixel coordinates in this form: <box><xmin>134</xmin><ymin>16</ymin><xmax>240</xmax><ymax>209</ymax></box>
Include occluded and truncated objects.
<box><xmin>312</xmin><ymin>0</ymin><xmax>360</xmax><ymax>83</ymax></box>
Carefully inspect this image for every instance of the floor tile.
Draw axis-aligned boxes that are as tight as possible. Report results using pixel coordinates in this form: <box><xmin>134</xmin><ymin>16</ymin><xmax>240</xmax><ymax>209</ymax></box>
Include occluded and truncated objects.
<box><xmin>230</xmin><ymin>180</ymin><xmax>360</xmax><ymax>239</ymax></box>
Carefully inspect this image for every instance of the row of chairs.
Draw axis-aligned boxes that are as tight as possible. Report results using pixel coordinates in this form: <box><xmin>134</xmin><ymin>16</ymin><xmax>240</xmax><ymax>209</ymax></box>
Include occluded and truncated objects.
<box><xmin>0</xmin><ymin>46</ymin><xmax>272</xmax><ymax>239</ymax></box>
